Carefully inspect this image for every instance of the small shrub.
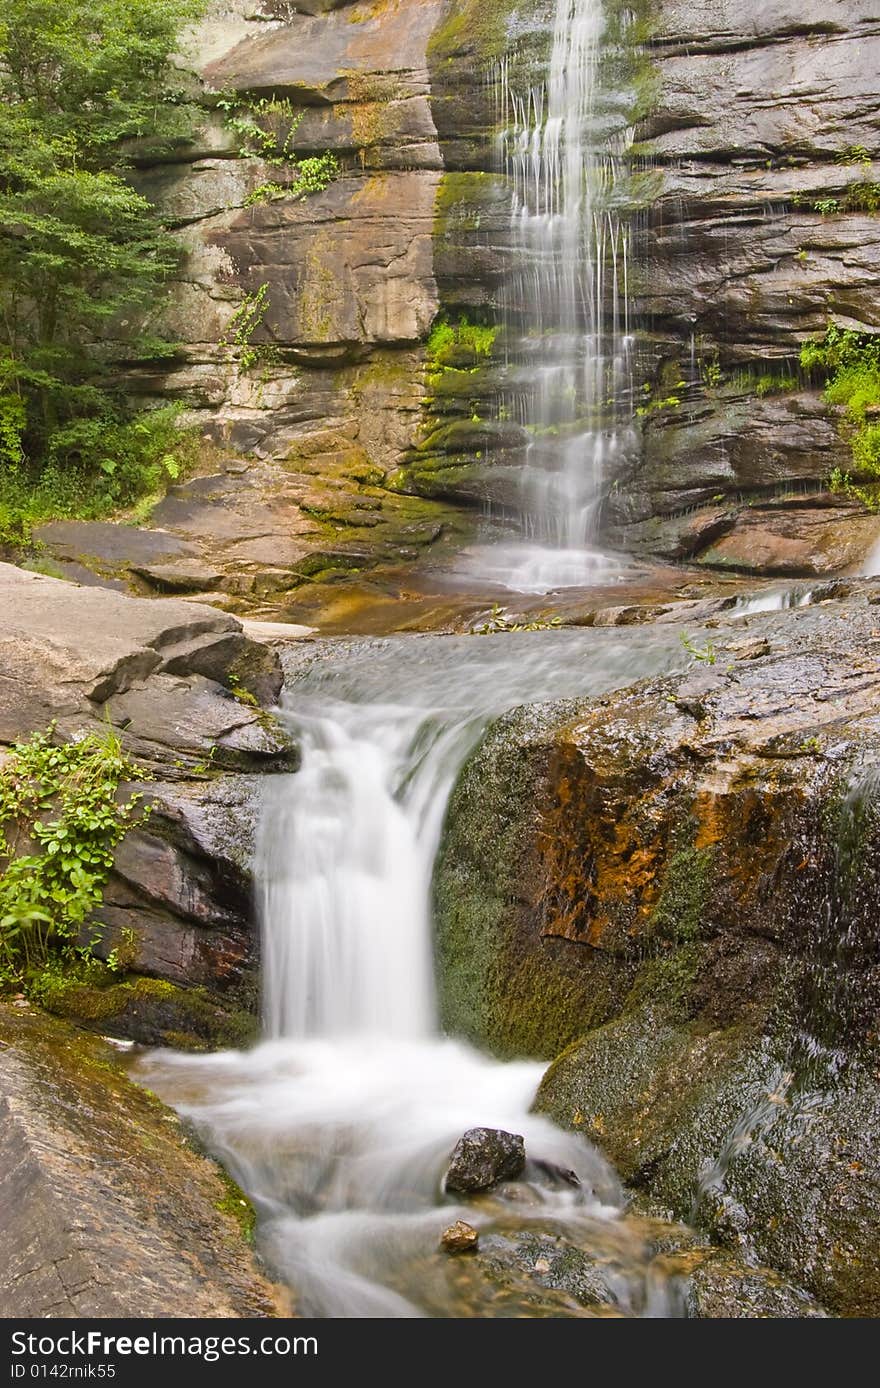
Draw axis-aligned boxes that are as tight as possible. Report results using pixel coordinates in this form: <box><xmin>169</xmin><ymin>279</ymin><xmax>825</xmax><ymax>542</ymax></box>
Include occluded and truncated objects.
<box><xmin>804</xmin><ymin>324</ymin><xmax>880</xmax><ymax>503</ymax></box>
<box><xmin>0</xmin><ymin>725</ymin><xmax>147</xmax><ymax>985</ymax></box>
<box><xmin>0</xmin><ymin>405</ymin><xmax>196</xmax><ymax>546</ymax></box>
<box><xmin>218</xmin><ymin>94</ymin><xmax>339</xmax><ymax>201</ymax></box>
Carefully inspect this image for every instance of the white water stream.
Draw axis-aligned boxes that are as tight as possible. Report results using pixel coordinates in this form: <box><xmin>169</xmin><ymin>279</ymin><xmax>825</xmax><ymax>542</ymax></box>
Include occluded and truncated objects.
<box><xmin>140</xmin><ymin>632</ymin><xmax>691</xmax><ymax>1317</ymax></box>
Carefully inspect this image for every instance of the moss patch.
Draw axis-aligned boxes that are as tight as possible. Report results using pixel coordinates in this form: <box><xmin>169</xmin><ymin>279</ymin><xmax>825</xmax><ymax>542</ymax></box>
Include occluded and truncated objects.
<box><xmin>648</xmin><ymin>845</ymin><xmax>715</xmax><ymax>945</ymax></box>
<box><xmin>33</xmin><ymin>970</ymin><xmax>258</xmax><ymax>1050</ymax></box>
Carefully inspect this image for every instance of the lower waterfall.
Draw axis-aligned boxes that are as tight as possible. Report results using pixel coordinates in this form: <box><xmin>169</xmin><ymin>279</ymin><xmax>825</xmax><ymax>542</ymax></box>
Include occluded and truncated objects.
<box><xmin>140</xmin><ymin>631</ymin><xmax>691</xmax><ymax>1318</ymax></box>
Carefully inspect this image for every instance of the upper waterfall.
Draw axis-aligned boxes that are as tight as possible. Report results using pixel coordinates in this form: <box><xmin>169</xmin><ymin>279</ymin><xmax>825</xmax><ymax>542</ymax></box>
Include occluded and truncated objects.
<box><xmin>478</xmin><ymin>0</ymin><xmax>635</xmax><ymax>592</ymax></box>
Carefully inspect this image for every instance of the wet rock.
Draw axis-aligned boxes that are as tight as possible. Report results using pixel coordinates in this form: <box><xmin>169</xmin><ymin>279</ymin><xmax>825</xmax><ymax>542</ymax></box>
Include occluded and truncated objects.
<box><xmin>694</xmin><ymin>504</ymin><xmax>880</xmax><ymax>578</ymax></box>
<box><xmin>0</xmin><ymin>1004</ymin><xmax>280</xmax><ymax>1316</ymax></box>
<box><xmin>484</xmin><ymin>1231</ymin><xmax>622</xmax><ymax>1309</ymax></box>
<box><xmin>683</xmin><ymin>1255</ymin><xmax>827</xmax><ymax>1319</ymax></box>
<box><xmin>132</xmin><ymin>559</ymin><xmax>225</xmax><ymax>593</ymax></box>
<box><xmin>444</xmin><ymin>1128</ymin><xmax>526</xmax><ymax>1193</ymax></box>
<box><xmin>436</xmin><ymin>589</ymin><xmax>880</xmax><ymax>1313</ymax></box>
<box><xmin>440</xmin><ymin>1220</ymin><xmax>479</xmax><ymax>1254</ymax></box>
<box><xmin>33</xmin><ymin>520</ymin><xmax>199</xmax><ymax>571</ymax></box>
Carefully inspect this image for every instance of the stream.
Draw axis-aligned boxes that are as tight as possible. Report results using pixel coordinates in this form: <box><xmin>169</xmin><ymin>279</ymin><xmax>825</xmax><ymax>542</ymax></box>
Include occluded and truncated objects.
<box><xmin>140</xmin><ymin>629</ymin><xmax>699</xmax><ymax>1317</ymax></box>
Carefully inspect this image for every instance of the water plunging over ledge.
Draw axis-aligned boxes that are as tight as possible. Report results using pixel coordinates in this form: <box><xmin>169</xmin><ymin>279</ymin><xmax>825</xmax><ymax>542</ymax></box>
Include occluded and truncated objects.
<box><xmin>462</xmin><ymin>0</ymin><xmax>636</xmax><ymax>595</ymax></box>
<box><xmin>140</xmin><ymin>630</ymin><xmax>692</xmax><ymax>1318</ymax></box>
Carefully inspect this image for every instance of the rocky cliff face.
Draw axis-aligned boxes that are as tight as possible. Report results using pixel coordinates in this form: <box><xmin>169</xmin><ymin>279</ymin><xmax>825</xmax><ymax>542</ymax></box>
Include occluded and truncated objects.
<box><xmin>607</xmin><ymin>0</ymin><xmax>880</xmax><ymax>572</ymax></box>
<box><xmin>124</xmin><ymin>0</ymin><xmax>879</xmax><ymax>587</ymax></box>
<box><xmin>30</xmin><ymin>0</ymin><xmax>877</xmax><ymax>605</ymax></box>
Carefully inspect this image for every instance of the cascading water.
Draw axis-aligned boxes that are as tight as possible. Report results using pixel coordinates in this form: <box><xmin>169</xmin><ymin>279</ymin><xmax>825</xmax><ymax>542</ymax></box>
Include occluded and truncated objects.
<box><xmin>140</xmin><ymin>631</ymin><xmax>694</xmax><ymax>1318</ymax></box>
<box><xmin>465</xmin><ymin>0</ymin><xmax>636</xmax><ymax>594</ymax></box>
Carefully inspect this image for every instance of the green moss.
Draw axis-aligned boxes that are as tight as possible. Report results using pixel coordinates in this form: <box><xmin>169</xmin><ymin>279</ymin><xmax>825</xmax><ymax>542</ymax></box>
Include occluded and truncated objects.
<box><xmin>625</xmin><ymin>943</ymin><xmax>704</xmax><ymax>1020</ymax></box>
<box><xmin>215</xmin><ymin>1169</ymin><xmax>257</xmax><ymax>1244</ymax></box>
<box><xmin>434</xmin><ymin>170</ymin><xmax>504</xmax><ymax>238</ymax></box>
<box><xmin>649</xmin><ymin>845</ymin><xmax>715</xmax><ymax>944</ymax></box>
<box><xmin>434</xmin><ymin>713</ymin><xmax>635</xmax><ymax>1059</ymax></box>
<box><xmin>34</xmin><ymin>970</ymin><xmax>258</xmax><ymax>1050</ymax></box>
<box><xmin>426</xmin><ymin>315</ymin><xmax>498</xmax><ymax>370</ymax></box>
<box><xmin>428</xmin><ymin>0</ymin><xmax>524</xmax><ymax>65</ymax></box>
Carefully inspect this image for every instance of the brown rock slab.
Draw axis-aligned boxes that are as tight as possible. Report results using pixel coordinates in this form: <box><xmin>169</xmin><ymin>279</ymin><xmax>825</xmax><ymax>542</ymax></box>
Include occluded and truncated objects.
<box><xmin>696</xmin><ymin>505</ymin><xmax>880</xmax><ymax>576</ymax></box>
<box><xmin>0</xmin><ymin>1005</ymin><xmax>281</xmax><ymax>1318</ymax></box>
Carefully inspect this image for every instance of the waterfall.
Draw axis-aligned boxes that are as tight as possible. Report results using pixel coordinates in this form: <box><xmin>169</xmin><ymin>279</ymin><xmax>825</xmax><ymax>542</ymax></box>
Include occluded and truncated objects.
<box><xmin>139</xmin><ymin>632</ymin><xmax>688</xmax><ymax>1317</ymax></box>
<box><xmin>478</xmin><ymin>0</ymin><xmax>634</xmax><ymax>592</ymax></box>
<box><xmin>258</xmin><ymin>695</ymin><xmax>485</xmax><ymax>1040</ymax></box>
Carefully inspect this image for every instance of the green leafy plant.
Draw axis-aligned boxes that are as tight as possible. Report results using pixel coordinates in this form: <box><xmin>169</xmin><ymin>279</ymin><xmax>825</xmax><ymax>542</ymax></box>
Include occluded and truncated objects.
<box><xmin>843</xmin><ymin>181</ymin><xmax>880</xmax><ymax>213</ymax></box>
<box><xmin>217</xmin><ymin>94</ymin><xmax>339</xmax><ymax>202</ymax></box>
<box><xmin>702</xmin><ymin>356</ymin><xmax>723</xmax><ymax>390</ymax></box>
<box><xmin>802</xmin><ymin>323</ymin><xmax>880</xmax><ymax>504</ymax></box>
<box><xmin>0</xmin><ymin>404</ymin><xmax>197</xmax><ymax>546</ymax></box>
<box><xmin>217</xmin><ymin>95</ymin><xmax>300</xmax><ymax>163</ymax></box>
<box><xmin>243</xmin><ymin>181</ymin><xmax>287</xmax><ymax>207</ymax></box>
<box><xmin>837</xmin><ymin>146</ymin><xmax>872</xmax><ymax>167</ymax></box>
<box><xmin>636</xmin><ymin>381</ymin><xmax>686</xmax><ymax>417</ymax></box>
<box><xmin>0</xmin><ymin>725</ymin><xmax>148</xmax><ymax>983</ymax></box>
<box><xmin>754</xmin><ymin>373</ymin><xmax>798</xmax><ymax>397</ymax></box>
<box><xmin>221</xmin><ymin>283</ymin><xmax>278</xmax><ymax>373</ymax></box>
<box><xmin>472</xmin><ymin>604</ymin><xmax>563</xmax><ymax>634</ymax></box>
<box><xmin>680</xmin><ymin>632</ymin><xmax>717</xmax><ymax>665</ymax></box>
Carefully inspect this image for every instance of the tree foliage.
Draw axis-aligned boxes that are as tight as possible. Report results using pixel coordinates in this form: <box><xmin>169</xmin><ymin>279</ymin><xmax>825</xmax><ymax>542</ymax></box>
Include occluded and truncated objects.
<box><xmin>0</xmin><ymin>0</ymin><xmax>204</xmax><ymax>520</ymax></box>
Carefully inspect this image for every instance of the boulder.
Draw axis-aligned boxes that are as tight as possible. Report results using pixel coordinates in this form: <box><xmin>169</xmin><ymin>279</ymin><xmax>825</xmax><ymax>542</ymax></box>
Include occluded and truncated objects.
<box><xmin>444</xmin><ymin>1128</ymin><xmax>526</xmax><ymax>1193</ymax></box>
<box><xmin>0</xmin><ymin>565</ymin><xmax>292</xmax><ymax>1038</ymax></box>
<box><xmin>434</xmin><ymin>585</ymin><xmax>880</xmax><ymax>1313</ymax></box>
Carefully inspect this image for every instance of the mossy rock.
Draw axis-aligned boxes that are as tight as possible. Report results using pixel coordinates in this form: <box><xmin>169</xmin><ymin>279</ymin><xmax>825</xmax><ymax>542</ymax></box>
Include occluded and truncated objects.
<box><xmin>35</xmin><ymin>971</ymin><xmax>258</xmax><ymax>1050</ymax></box>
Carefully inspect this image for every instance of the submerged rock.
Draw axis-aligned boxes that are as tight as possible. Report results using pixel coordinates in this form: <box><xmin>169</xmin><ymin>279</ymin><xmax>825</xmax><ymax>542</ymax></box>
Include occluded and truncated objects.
<box><xmin>444</xmin><ymin>1128</ymin><xmax>526</xmax><ymax>1193</ymax></box>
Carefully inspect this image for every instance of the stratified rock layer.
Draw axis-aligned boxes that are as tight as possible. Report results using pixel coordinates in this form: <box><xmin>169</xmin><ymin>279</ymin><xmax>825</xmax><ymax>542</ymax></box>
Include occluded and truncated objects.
<box><xmin>606</xmin><ymin>0</ymin><xmax>880</xmax><ymax>563</ymax></box>
<box><xmin>0</xmin><ymin>565</ymin><xmax>297</xmax><ymax>1043</ymax></box>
